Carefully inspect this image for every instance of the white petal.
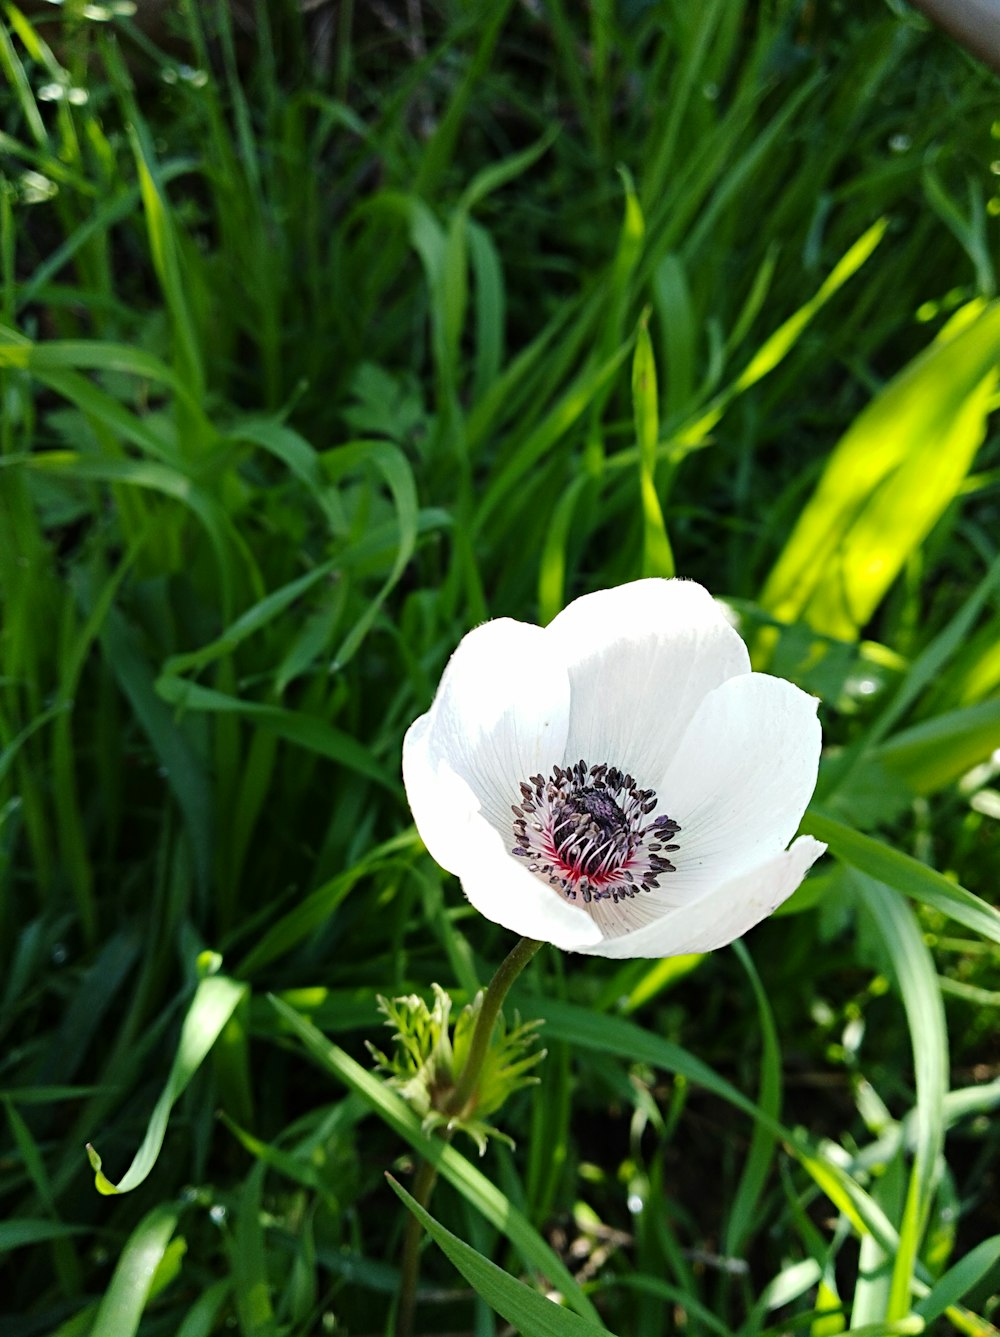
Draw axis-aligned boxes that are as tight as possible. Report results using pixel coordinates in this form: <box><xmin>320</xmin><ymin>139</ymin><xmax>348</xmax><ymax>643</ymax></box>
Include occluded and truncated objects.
<box><xmin>456</xmin><ymin>812</ymin><xmax>604</xmax><ymax>949</ymax></box>
<box><xmin>544</xmin><ymin>579</ymin><xmax>750</xmax><ymax>784</ymax></box>
<box><xmin>403</xmin><ymin>712</ymin><xmax>477</xmax><ymax>877</ymax></box>
<box><xmin>407</xmin><ymin>618</ymin><xmax>570</xmax><ymax>835</ymax></box>
<box><xmin>403</xmin><ymin>717</ymin><xmax>601</xmax><ymax>948</ymax></box>
<box><xmin>580</xmin><ymin>836</ymin><xmax>826</xmax><ymax>958</ymax></box>
<box><xmin>654</xmin><ymin>672</ymin><xmax>822</xmax><ymax>898</ymax></box>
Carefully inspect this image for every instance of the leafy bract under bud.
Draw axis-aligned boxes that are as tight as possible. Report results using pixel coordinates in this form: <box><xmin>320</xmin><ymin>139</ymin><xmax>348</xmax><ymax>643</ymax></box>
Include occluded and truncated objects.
<box><xmin>367</xmin><ymin>984</ymin><xmax>545</xmax><ymax>1154</ymax></box>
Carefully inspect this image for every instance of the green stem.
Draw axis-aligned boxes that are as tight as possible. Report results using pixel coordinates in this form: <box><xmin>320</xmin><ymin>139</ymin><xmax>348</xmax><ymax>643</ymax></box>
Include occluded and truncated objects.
<box><xmin>395</xmin><ymin>1157</ymin><xmax>439</xmax><ymax>1337</ymax></box>
<box><xmin>393</xmin><ymin>935</ymin><xmax>544</xmax><ymax>1337</ymax></box>
<box><xmin>445</xmin><ymin>935</ymin><xmax>543</xmax><ymax>1117</ymax></box>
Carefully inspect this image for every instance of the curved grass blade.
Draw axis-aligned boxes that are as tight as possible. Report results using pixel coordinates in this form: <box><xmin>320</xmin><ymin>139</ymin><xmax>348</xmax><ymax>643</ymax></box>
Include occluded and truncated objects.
<box><xmin>160</xmin><ymin>559</ymin><xmax>338</xmax><ymax>680</ymax></box>
<box><xmin>387</xmin><ymin>1174</ymin><xmax>617</xmax><ymax>1335</ymax></box>
<box><xmin>177</xmin><ymin>1279</ymin><xmax>232</xmax><ymax>1337</ymax></box>
<box><xmin>226</xmin><ymin>417</ymin><xmax>346</xmax><ymax>532</ymax></box>
<box><xmin>227</xmin><ymin>1162</ymin><xmax>278</xmax><ymax>1337</ymax></box>
<box><xmin>99</xmin><ymin>604</ymin><xmax>215</xmax><ymax>893</ymax></box>
<box><xmin>237</xmin><ymin>832</ymin><xmax>417</xmax><ymax>975</ymax></box>
<box><xmin>86</xmin><ymin>972</ymin><xmax>246</xmax><ymax>1195</ymax></box>
<box><xmin>671</xmin><ymin>218</ymin><xmax>887</xmax><ymax>450</ymax></box>
<box><xmin>321</xmin><ymin>440</ymin><xmax>419</xmax><ymax>666</ymax></box>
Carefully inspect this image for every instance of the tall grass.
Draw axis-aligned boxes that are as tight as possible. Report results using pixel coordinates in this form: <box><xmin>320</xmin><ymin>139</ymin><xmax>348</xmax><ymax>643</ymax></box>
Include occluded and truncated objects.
<box><xmin>1</xmin><ymin>1</ymin><xmax>999</xmax><ymax>1334</ymax></box>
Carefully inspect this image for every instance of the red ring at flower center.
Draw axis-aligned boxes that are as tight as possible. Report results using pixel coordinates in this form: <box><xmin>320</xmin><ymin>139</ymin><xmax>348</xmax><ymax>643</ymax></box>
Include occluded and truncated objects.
<box><xmin>510</xmin><ymin>759</ymin><xmax>681</xmax><ymax>905</ymax></box>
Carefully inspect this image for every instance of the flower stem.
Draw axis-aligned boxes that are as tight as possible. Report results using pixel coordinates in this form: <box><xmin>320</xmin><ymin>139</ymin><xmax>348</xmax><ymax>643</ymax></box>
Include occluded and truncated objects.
<box><xmin>394</xmin><ymin>1157</ymin><xmax>439</xmax><ymax>1337</ymax></box>
<box><xmin>393</xmin><ymin>935</ymin><xmax>543</xmax><ymax>1337</ymax></box>
<box><xmin>445</xmin><ymin>935</ymin><xmax>543</xmax><ymax>1118</ymax></box>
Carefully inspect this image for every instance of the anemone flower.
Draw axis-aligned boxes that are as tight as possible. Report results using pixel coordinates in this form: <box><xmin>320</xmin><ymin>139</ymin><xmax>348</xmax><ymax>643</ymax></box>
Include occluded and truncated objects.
<box><xmin>403</xmin><ymin>579</ymin><xmax>824</xmax><ymax>959</ymax></box>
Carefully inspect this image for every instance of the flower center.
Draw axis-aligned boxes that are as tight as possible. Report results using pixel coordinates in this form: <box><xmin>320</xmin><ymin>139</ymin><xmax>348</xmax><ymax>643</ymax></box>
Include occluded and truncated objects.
<box><xmin>510</xmin><ymin>760</ymin><xmax>681</xmax><ymax>905</ymax></box>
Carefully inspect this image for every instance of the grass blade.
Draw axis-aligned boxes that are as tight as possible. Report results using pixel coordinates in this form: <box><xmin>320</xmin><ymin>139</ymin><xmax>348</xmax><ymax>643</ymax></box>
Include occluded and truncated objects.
<box><xmin>85</xmin><ymin>1201</ymin><xmax>181</xmax><ymax>1337</ymax></box>
<box><xmin>802</xmin><ymin>812</ymin><xmax>1000</xmax><ymax>948</ymax></box>
<box><xmin>854</xmin><ymin>877</ymin><xmax>948</xmax><ymax>1322</ymax></box>
<box><xmin>387</xmin><ymin>1173</ymin><xmax>617</xmax><ymax>1335</ymax></box>
<box><xmin>87</xmin><ymin>972</ymin><xmax>246</xmax><ymax>1195</ymax></box>
<box><xmin>760</xmin><ymin>302</ymin><xmax>1000</xmax><ymax>639</ymax></box>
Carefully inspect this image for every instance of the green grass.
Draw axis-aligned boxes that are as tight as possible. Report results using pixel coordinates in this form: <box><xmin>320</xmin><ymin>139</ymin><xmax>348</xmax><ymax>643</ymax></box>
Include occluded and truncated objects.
<box><xmin>1</xmin><ymin>1</ymin><xmax>1000</xmax><ymax>1334</ymax></box>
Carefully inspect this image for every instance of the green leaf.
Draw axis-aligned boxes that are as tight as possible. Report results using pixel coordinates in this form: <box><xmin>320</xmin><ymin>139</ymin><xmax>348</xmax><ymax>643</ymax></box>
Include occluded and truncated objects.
<box><xmin>96</xmin><ymin>603</ymin><xmax>214</xmax><ymax>893</ymax></box>
<box><xmin>155</xmin><ymin>676</ymin><xmax>394</xmax><ymax>790</ymax></box>
<box><xmin>802</xmin><ymin>812</ymin><xmax>1000</xmax><ymax>948</ymax></box>
<box><xmin>0</xmin><ymin>1219</ymin><xmax>88</xmax><ymax>1249</ymax></box>
<box><xmin>914</xmin><ymin>1235</ymin><xmax>1000</xmax><ymax>1322</ymax></box>
<box><xmin>387</xmin><ymin>1174</ymin><xmax>617</xmax><ymax>1335</ymax></box>
<box><xmin>673</xmin><ymin>217</ymin><xmax>886</xmax><ymax>448</ymax></box>
<box><xmin>761</xmin><ymin>300</ymin><xmax>1000</xmax><ymax>639</ymax></box>
<box><xmin>853</xmin><ymin>877</ymin><xmax>948</xmax><ymax>1321</ymax></box>
<box><xmin>160</xmin><ymin>559</ymin><xmax>339</xmax><ymax>679</ymax></box>
<box><xmin>87</xmin><ymin>973</ymin><xmax>246</xmax><ymax>1194</ymax></box>
<box><xmin>725</xmin><ymin>941</ymin><xmax>782</xmax><ymax>1257</ymax></box>
<box><xmin>227</xmin><ymin>1164</ymin><xmax>278</xmax><ymax>1337</ymax></box>
<box><xmin>733</xmin><ymin>218</ymin><xmax>888</xmax><ymax>395</ymax></box>
<box><xmin>320</xmin><ymin>440</ymin><xmax>419</xmax><ymax>666</ymax></box>
<box><xmin>632</xmin><ymin>317</ymin><xmax>674</xmax><ymax>578</ymax></box>
<box><xmin>874</xmin><ymin>698</ymin><xmax>1000</xmax><ymax>795</ymax></box>
<box><xmin>86</xmin><ymin>1202</ymin><xmax>181</xmax><ymax>1337</ymax></box>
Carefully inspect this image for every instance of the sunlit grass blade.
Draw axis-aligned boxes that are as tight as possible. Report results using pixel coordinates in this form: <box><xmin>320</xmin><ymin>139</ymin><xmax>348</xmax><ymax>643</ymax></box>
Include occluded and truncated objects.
<box><xmin>632</xmin><ymin>317</ymin><xmax>674</xmax><ymax>579</ymax></box>
<box><xmin>0</xmin><ymin>4</ymin><xmax>47</xmax><ymax>147</ymax></box>
<box><xmin>120</xmin><ymin>108</ymin><xmax>206</xmax><ymax>414</ymax></box>
<box><xmin>387</xmin><ymin>1173</ymin><xmax>618</xmax><ymax>1335</ymax></box>
<box><xmin>85</xmin><ymin>1200</ymin><xmax>182</xmax><ymax>1337</ymax></box>
<box><xmin>760</xmin><ymin>301</ymin><xmax>1000</xmax><ymax>640</ymax></box>
<box><xmin>817</xmin><ymin>547</ymin><xmax>1000</xmax><ymax>801</ymax></box>
<box><xmin>87</xmin><ymin>970</ymin><xmax>246</xmax><ymax>1195</ymax></box>
<box><xmin>673</xmin><ymin>217</ymin><xmax>888</xmax><ymax>450</ymax></box>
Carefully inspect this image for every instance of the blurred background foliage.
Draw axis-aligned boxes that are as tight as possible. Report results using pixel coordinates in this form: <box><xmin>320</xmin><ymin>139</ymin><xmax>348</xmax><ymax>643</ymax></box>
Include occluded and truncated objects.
<box><xmin>1</xmin><ymin>0</ymin><xmax>999</xmax><ymax>1333</ymax></box>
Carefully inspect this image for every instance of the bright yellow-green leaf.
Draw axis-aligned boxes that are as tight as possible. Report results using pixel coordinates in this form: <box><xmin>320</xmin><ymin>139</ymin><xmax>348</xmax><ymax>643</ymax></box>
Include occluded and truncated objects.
<box><xmin>761</xmin><ymin>301</ymin><xmax>1000</xmax><ymax>639</ymax></box>
<box><xmin>632</xmin><ymin>317</ymin><xmax>674</xmax><ymax>578</ymax></box>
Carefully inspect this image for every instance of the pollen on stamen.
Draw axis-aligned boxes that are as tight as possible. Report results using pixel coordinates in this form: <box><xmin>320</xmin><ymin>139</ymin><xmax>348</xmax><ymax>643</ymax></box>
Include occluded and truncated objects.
<box><xmin>509</xmin><ymin>760</ymin><xmax>681</xmax><ymax>906</ymax></box>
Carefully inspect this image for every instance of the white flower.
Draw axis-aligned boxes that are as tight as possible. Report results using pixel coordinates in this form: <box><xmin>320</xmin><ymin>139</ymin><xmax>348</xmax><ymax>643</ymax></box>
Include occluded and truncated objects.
<box><xmin>403</xmin><ymin>579</ymin><xmax>825</xmax><ymax>959</ymax></box>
